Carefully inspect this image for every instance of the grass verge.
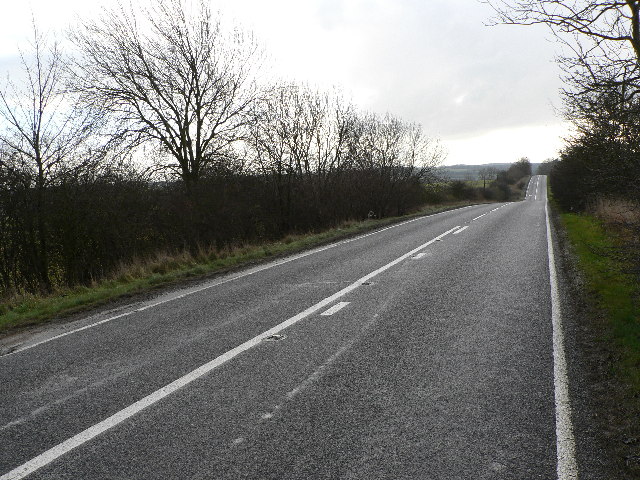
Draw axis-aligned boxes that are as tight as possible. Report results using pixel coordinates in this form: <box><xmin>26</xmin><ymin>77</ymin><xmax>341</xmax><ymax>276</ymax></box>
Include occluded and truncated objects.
<box><xmin>0</xmin><ymin>201</ymin><xmax>483</xmax><ymax>334</ymax></box>
<box><xmin>560</xmin><ymin>212</ymin><xmax>640</xmax><ymax>394</ymax></box>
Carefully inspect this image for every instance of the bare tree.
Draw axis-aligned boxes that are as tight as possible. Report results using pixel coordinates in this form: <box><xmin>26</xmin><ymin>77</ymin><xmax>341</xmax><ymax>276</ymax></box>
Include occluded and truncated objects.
<box><xmin>486</xmin><ymin>1</ymin><xmax>640</xmax><ymax>101</ymax></box>
<box><xmin>70</xmin><ymin>0</ymin><xmax>262</xmax><ymax>191</ymax></box>
<box><xmin>478</xmin><ymin>166</ymin><xmax>498</xmax><ymax>191</ymax></box>
<box><xmin>246</xmin><ymin>83</ymin><xmax>300</xmax><ymax>231</ymax></box>
<box><xmin>247</xmin><ymin>83</ymin><xmax>358</xmax><ymax>229</ymax></box>
<box><xmin>487</xmin><ymin>1</ymin><xmax>640</xmax><ymax>54</ymax></box>
<box><xmin>347</xmin><ymin>112</ymin><xmax>444</xmax><ymax>217</ymax></box>
<box><xmin>0</xmin><ymin>23</ymin><xmax>101</xmax><ymax>292</ymax></box>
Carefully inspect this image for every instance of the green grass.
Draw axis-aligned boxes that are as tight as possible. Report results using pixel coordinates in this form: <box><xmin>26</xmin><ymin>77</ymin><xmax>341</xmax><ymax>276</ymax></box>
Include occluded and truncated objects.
<box><xmin>0</xmin><ymin>201</ymin><xmax>483</xmax><ymax>334</ymax></box>
<box><xmin>464</xmin><ymin>179</ymin><xmax>485</xmax><ymax>188</ymax></box>
<box><xmin>560</xmin><ymin>212</ymin><xmax>640</xmax><ymax>393</ymax></box>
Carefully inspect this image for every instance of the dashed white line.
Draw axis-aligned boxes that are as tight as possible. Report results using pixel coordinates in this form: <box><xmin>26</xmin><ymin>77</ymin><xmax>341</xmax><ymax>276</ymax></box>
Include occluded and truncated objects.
<box><xmin>286</xmin><ymin>341</ymin><xmax>353</xmax><ymax>401</ymax></box>
<box><xmin>320</xmin><ymin>302</ymin><xmax>350</xmax><ymax>316</ymax></box>
<box><xmin>0</xmin><ymin>226</ymin><xmax>461</xmax><ymax>480</ymax></box>
<box><xmin>453</xmin><ymin>226</ymin><xmax>469</xmax><ymax>235</ymax></box>
<box><xmin>472</xmin><ymin>213</ymin><xmax>486</xmax><ymax>221</ymax></box>
<box><xmin>412</xmin><ymin>252</ymin><xmax>428</xmax><ymax>259</ymax></box>
<box><xmin>546</xmin><ymin>196</ymin><xmax>578</xmax><ymax>480</ymax></box>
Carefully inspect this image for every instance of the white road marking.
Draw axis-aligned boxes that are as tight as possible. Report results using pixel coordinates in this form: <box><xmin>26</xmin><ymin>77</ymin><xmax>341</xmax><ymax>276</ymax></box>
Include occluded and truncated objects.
<box><xmin>320</xmin><ymin>302</ymin><xmax>350</xmax><ymax>316</ymax></box>
<box><xmin>525</xmin><ymin>176</ymin><xmax>538</xmax><ymax>199</ymax></box>
<box><xmin>286</xmin><ymin>342</ymin><xmax>353</xmax><ymax>401</ymax></box>
<box><xmin>453</xmin><ymin>226</ymin><xmax>468</xmax><ymax>235</ymax></box>
<box><xmin>545</xmin><ymin>195</ymin><xmax>578</xmax><ymax>480</ymax></box>
<box><xmin>472</xmin><ymin>213</ymin><xmax>486</xmax><ymax>221</ymax></box>
<box><xmin>0</xmin><ymin>226</ymin><xmax>460</xmax><ymax>480</ymax></box>
<box><xmin>3</xmin><ymin>206</ymin><xmax>484</xmax><ymax>358</ymax></box>
<box><xmin>412</xmin><ymin>252</ymin><xmax>428</xmax><ymax>259</ymax></box>
<box><xmin>4</xmin><ymin>309</ymin><xmax>141</xmax><ymax>357</ymax></box>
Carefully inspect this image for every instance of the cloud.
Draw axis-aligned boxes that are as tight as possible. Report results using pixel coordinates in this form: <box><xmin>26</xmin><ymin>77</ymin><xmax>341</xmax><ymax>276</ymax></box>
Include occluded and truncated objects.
<box><xmin>317</xmin><ymin>0</ymin><xmax>563</xmax><ymax>138</ymax></box>
<box><xmin>0</xmin><ymin>0</ymin><xmax>569</xmax><ymax>164</ymax></box>
<box><xmin>443</xmin><ymin>122</ymin><xmax>571</xmax><ymax>165</ymax></box>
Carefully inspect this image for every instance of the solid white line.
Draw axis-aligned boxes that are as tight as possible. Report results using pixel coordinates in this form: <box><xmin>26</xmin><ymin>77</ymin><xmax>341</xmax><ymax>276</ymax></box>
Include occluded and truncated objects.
<box><xmin>3</xmin><ymin>206</ymin><xmax>483</xmax><ymax>357</ymax></box>
<box><xmin>453</xmin><ymin>226</ymin><xmax>469</xmax><ymax>235</ymax></box>
<box><xmin>0</xmin><ymin>226</ymin><xmax>461</xmax><ymax>480</ymax></box>
<box><xmin>545</xmin><ymin>197</ymin><xmax>578</xmax><ymax>480</ymax></box>
<box><xmin>472</xmin><ymin>213</ymin><xmax>486</xmax><ymax>221</ymax></box>
<box><xmin>320</xmin><ymin>302</ymin><xmax>350</xmax><ymax>316</ymax></box>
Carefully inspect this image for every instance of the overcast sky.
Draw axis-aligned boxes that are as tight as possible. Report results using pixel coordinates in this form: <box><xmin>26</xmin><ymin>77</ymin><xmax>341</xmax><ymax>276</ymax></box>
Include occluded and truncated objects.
<box><xmin>0</xmin><ymin>0</ymin><xmax>571</xmax><ymax>165</ymax></box>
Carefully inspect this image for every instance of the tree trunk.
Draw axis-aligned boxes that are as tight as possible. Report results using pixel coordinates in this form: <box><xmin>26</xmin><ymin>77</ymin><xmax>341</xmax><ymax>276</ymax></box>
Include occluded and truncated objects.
<box><xmin>35</xmin><ymin>166</ymin><xmax>52</xmax><ymax>293</ymax></box>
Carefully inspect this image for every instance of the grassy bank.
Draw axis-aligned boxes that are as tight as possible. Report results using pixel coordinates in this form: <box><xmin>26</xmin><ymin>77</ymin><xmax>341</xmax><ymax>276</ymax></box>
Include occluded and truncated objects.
<box><xmin>560</xmin><ymin>212</ymin><xmax>640</xmax><ymax>393</ymax></box>
<box><xmin>0</xmin><ymin>201</ymin><xmax>484</xmax><ymax>334</ymax></box>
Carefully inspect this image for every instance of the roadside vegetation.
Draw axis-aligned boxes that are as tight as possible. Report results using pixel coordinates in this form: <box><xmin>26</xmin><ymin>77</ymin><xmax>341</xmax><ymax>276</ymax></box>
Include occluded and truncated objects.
<box><xmin>0</xmin><ymin>160</ymin><xmax>531</xmax><ymax>333</ymax></box>
<box><xmin>0</xmin><ymin>164</ymin><xmax>534</xmax><ymax>334</ymax></box>
<box><xmin>560</xmin><ymin>212</ymin><xmax>640</xmax><ymax>393</ymax></box>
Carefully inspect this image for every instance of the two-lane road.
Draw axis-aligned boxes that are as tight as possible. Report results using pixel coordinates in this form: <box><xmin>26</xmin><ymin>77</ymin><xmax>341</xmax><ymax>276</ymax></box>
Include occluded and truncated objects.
<box><xmin>1</xmin><ymin>175</ymin><xmax>577</xmax><ymax>479</ymax></box>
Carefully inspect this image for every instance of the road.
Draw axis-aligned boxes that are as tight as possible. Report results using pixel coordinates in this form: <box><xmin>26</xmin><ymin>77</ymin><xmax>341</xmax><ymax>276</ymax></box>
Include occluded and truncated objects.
<box><xmin>0</xmin><ymin>175</ymin><xmax>577</xmax><ymax>479</ymax></box>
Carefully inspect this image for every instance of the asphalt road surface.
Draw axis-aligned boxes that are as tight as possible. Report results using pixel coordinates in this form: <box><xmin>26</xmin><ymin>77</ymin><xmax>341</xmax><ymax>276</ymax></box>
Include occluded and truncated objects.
<box><xmin>1</xmin><ymin>175</ymin><xmax>580</xmax><ymax>479</ymax></box>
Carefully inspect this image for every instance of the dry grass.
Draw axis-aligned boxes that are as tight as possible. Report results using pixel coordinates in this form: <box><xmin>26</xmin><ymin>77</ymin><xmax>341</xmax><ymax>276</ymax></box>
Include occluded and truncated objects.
<box><xmin>112</xmin><ymin>248</ymin><xmax>208</xmax><ymax>283</ymax></box>
<box><xmin>589</xmin><ymin>198</ymin><xmax>640</xmax><ymax>272</ymax></box>
<box><xmin>591</xmin><ymin>197</ymin><xmax>640</xmax><ymax>225</ymax></box>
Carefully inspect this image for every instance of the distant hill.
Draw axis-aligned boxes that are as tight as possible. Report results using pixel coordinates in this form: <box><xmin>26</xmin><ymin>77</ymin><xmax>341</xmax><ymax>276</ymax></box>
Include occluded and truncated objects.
<box><xmin>437</xmin><ymin>163</ymin><xmax>541</xmax><ymax>180</ymax></box>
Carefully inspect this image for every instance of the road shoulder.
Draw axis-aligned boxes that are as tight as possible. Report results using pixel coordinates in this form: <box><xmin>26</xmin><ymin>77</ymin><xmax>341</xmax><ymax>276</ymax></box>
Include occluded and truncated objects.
<box><xmin>550</xmin><ymin>204</ymin><xmax>639</xmax><ymax>479</ymax></box>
